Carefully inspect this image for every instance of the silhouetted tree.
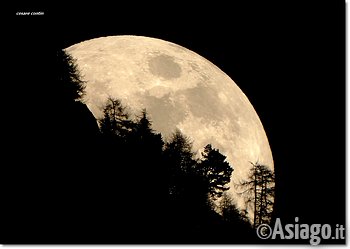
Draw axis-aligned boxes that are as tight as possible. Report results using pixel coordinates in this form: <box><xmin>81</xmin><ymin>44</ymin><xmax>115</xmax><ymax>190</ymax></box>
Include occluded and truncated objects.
<box><xmin>163</xmin><ymin>129</ymin><xmax>196</xmax><ymax>201</ymax></box>
<box><xmin>219</xmin><ymin>192</ymin><xmax>247</xmax><ymax>224</ymax></box>
<box><xmin>164</xmin><ymin>129</ymin><xmax>195</xmax><ymax>171</ymax></box>
<box><xmin>196</xmin><ymin>144</ymin><xmax>233</xmax><ymax>199</ymax></box>
<box><xmin>217</xmin><ymin>192</ymin><xmax>256</xmax><ymax>243</ymax></box>
<box><xmin>56</xmin><ymin>49</ymin><xmax>85</xmax><ymax>102</ymax></box>
<box><xmin>238</xmin><ymin>162</ymin><xmax>275</xmax><ymax>227</ymax></box>
<box><xmin>98</xmin><ymin>97</ymin><xmax>135</xmax><ymax>141</ymax></box>
<box><xmin>131</xmin><ymin>109</ymin><xmax>165</xmax><ymax>201</ymax></box>
<box><xmin>132</xmin><ymin>109</ymin><xmax>164</xmax><ymax>166</ymax></box>
<box><xmin>134</xmin><ymin>109</ymin><xmax>153</xmax><ymax>136</ymax></box>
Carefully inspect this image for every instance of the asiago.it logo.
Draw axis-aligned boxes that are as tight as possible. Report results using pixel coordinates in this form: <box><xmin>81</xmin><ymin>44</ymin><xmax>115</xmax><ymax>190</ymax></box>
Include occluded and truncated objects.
<box><xmin>256</xmin><ymin>217</ymin><xmax>345</xmax><ymax>245</ymax></box>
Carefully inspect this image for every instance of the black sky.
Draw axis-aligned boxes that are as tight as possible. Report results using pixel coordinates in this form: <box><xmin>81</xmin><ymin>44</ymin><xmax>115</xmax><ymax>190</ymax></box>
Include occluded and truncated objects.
<box><xmin>9</xmin><ymin>1</ymin><xmax>346</xmax><ymax>239</ymax></box>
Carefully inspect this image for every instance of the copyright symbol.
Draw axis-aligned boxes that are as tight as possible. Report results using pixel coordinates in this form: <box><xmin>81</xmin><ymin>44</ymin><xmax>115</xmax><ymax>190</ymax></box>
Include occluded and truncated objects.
<box><xmin>256</xmin><ymin>224</ymin><xmax>272</xmax><ymax>239</ymax></box>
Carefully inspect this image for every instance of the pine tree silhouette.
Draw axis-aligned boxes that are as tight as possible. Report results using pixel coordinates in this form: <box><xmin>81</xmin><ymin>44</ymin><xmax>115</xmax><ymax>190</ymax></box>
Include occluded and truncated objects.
<box><xmin>196</xmin><ymin>144</ymin><xmax>233</xmax><ymax>199</ymax></box>
<box><xmin>99</xmin><ymin>97</ymin><xmax>135</xmax><ymax>141</ymax></box>
<box><xmin>55</xmin><ymin>49</ymin><xmax>86</xmax><ymax>102</ymax></box>
<box><xmin>238</xmin><ymin>162</ymin><xmax>275</xmax><ymax>227</ymax></box>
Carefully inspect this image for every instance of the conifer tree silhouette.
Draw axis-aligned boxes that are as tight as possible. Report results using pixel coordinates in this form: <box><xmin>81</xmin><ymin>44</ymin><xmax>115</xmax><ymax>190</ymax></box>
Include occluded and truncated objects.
<box><xmin>238</xmin><ymin>162</ymin><xmax>275</xmax><ymax>227</ymax></box>
<box><xmin>56</xmin><ymin>49</ymin><xmax>85</xmax><ymax>101</ymax></box>
<box><xmin>197</xmin><ymin>144</ymin><xmax>233</xmax><ymax>199</ymax></box>
<box><xmin>99</xmin><ymin>97</ymin><xmax>135</xmax><ymax>141</ymax></box>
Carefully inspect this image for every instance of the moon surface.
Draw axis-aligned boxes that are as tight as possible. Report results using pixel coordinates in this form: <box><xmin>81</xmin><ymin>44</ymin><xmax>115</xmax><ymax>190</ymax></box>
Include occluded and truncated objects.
<box><xmin>65</xmin><ymin>35</ymin><xmax>273</xmax><ymax>208</ymax></box>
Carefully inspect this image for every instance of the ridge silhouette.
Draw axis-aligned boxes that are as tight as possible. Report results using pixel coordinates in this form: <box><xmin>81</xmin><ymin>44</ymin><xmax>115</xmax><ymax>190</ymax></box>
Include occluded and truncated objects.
<box><xmin>2</xmin><ymin>49</ymin><xmax>269</xmax><ymax>244</ymax></box>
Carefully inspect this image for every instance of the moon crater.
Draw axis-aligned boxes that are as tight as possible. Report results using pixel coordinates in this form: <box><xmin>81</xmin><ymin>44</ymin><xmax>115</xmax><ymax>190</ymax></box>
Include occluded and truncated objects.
<box><xmin>148</xmin><ymin>54</ymin><xmax>182</xmax><ymax>79</ymax></box>
<box><xmin>181</xmin><ymin>85</ymin><xmax>225</xmax><ymax>121</ymax></box>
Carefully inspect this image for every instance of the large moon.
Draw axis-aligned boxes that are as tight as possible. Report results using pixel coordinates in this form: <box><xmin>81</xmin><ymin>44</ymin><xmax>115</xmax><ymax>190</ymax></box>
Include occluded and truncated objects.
<box><xmin>66</xmin><ymin>35</ymin><xmax>273</xmax><ymax>208</ymax></box>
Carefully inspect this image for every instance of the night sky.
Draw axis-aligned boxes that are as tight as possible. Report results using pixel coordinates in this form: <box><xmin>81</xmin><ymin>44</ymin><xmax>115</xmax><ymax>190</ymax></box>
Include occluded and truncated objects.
<box><xmin>7</xmin><ymin>1</ymin><xmax>345</xmax><ymax>243</ymax></box>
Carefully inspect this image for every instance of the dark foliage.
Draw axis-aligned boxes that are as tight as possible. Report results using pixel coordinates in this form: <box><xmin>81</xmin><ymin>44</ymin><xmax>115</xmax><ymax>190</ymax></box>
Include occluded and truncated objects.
<box><xmin>197</xmin><ymin>144</ymin><xmax>233</xmax><ymax>199</ymax></box>
<box><xmin>55</xmin><ymin>49</ymin><xmax>85</xmax><ymax>102</ymax></box>
<box><xmin>237</xmin><ymin>162</ymin><xmax>275</xmax><ymax>228</ymax></box>
<box><xmin>2</xmin><ymin>49</ymin><xmax>258</xmax><ymax>244</ymax></box>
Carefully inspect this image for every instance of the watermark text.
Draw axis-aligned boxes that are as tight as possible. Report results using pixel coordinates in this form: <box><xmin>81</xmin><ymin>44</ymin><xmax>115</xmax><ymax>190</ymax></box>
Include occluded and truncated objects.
<box><xmin>16</xmin><ymin>11</ymin><xmax>44</xmax><ymax>16</ymax></box>
<box><xmin>256</xmin><ymin>217</ymin><xmax>345</xmax><ymax>245</ymax></box>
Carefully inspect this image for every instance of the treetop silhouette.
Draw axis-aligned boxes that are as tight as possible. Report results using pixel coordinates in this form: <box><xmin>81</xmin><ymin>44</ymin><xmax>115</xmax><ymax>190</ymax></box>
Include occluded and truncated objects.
<box><xmin>56</xmin><ymin>49</ymin><xmax>86</xmax><ymax>102</ymax></box>
<box><xmin>197</xmin><ymin>144</ymin><xmax>234</xmax><ymax>199</ymax></box>
<box><xmin>237</xmin><ymin>162</ymin><xmax>275</xmax><ymax>227</ymax></box>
